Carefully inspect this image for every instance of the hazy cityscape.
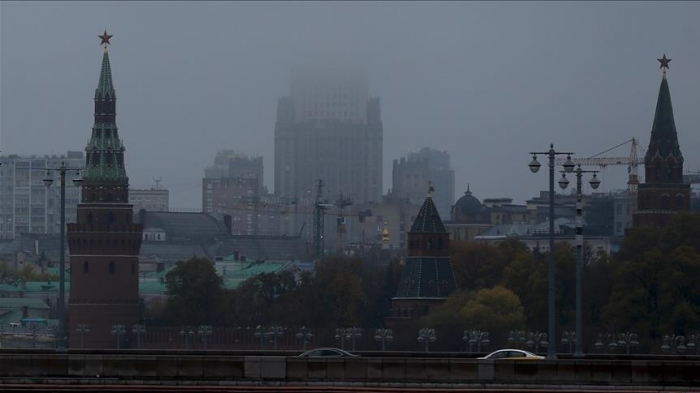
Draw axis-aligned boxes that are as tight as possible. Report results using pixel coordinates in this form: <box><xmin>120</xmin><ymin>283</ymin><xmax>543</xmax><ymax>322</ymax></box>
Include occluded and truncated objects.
<box><xmin>0</xmin><ymin>2</ymin><xmax>699</xmax><ymax>391</ymax></box>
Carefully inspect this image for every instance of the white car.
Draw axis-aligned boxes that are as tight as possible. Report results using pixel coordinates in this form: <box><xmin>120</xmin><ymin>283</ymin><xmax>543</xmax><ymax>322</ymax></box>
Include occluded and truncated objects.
<box><xmin>478</xmin><ymin>349</ymin><xmax>544</xmax><ymax>360</ymax></box>
<box><xmin>298</xmin><ymin>347</ymin><xmax>358</xmax><ymax>357</ymax></box>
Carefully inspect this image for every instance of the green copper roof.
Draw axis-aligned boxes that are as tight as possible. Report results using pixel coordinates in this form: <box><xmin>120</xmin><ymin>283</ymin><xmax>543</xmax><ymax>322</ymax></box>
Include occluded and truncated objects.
<box><xmin>410</xmin><ymin>195</ymin><xmax>446</xmax><ymax>233</ymax></box>
<box><xmin>96</xmin><ymin>50</ymin><xmax>115</xmax><ymax>99</ymax></box>
<box><xmin>84</xmin><ymin>48</ymin><xmax>128</xmax><ymax>182</ymax></box>
<box><xmin>645</xmin><ymin>77</ymin><xmax>683</xmax><ymax>162</ymax></box>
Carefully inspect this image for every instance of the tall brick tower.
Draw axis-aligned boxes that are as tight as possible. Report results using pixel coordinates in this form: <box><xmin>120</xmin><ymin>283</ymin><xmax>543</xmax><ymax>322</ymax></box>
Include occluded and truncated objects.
<box><xmin>67</xmin><ymin>32</ymin><xmax>143</xmax><ymax>348</ymax></box>
<box><xmin>386</xmin><ymin>185</ymin><xmax>456</xmax><ymax>328</ymax></box>
<box><xmin>633</xmin><ymin>54</ymin><xmax>690</xmax><ymax>229</ymax></box>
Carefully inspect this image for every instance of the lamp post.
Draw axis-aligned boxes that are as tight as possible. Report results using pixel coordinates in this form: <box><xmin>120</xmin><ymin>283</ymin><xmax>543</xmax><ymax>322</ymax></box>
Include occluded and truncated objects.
<box><xmin>594</xmin><ymin>332</ymin><xmax>617</xmax><ymax>354</ymax></box>
<box><xmin>76</xmin><ymin>324</ymin><xmax>90</xmax><ymax>349</ymax></box>
<box><xmin>254</xmin><ymin>325</ymin><xmax>266</xmax><ymax>350</ymax></box>
<box><xmin>43</xmin><ymin>162</ymin><xmax>83</xmax><ymax>352</ymax></box>
<box><xmin>266</xmin><ymin>326</ymin><xmax>284</xmax><ymax>350</ymax></box>
<box><xmin>111</xmin><ymin>324</ymin><xmax>126</xmax><ymax>349</ymax></box>
<box><xmin>132</xmin><ymin>324</ymin><xmax>146</xmax><ymax>350</ymax></box>
<box><xmin>374</xmin><ymin>328</ymin><xmax>393</xmax><ymax>352</ymax></box>
<box><xmin>616</xmin><ymin>332</ymin><xmax>639</xmax><ymax>355</ymax></box>
<box><xmin>560</xmin><ymin>331</ymin><xmax>577</xmax><ymax>354</ymax></box>
<box><xmin>558</xmin><ymin>164</ymin><xmax>601</xmax><ymax>358</ymax></box>
<box><xmin>180</xmin><ymin>326</ymin><xmax>195</xmax><ymax>350</ymax></box>
<box><xmin>687</xmin><ymin>334</ymin><xmax>699</xmax><ymax>355</ymax></box>
<box><xmin>417</xmin><ymin>328</ymin><xmax>437</xmax><ymax>353</ymax></box>
<box><xmin>462</xmin><ymin>330</ymin><xmax>490</xmax><ymax>353</ymax></box>
<box><xmin>295</xmin><ymin>326</ymin><xmax>314</xmax><ymax>351</ymax></box>
<box><xmin>198</xmin><ymin>325</ymin><xmax>212</xmax><ymax>350</ymax></box>
<box><xmin>661</xmin><ymin>335</ymin><xmax>687</xmax><ymax>354</ymax></box>
<box><xmin>528</xmin><ymin>144</ymin><xmax>575</xmax><ymax>359</ymax></box>
<box><xmin>508</xmin><ymin>330</ymin><xmax>527</xmax><ymax>350</ymax></box>
<box><xmin>526</xmin><ymin>332</ymin><xmax>549</xmax><ymax>354</ymax></box>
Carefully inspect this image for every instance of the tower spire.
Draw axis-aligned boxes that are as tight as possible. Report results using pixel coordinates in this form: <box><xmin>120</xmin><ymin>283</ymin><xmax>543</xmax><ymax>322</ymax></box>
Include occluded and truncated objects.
<box><xmin>83</xmin><ymin>32</ymin><xmax>127</xmax><ymax>182</ymax></box>
<box><xmin>645</xmin><ymin>54</ymin><xmax>682</xmax><ymax>164</ymax></box>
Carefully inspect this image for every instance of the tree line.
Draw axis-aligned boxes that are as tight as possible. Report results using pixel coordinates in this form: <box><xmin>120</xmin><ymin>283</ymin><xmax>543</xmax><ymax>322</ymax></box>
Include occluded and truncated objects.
<box><xmin>150</xmin><ymin>212</ymin><xmax>700</xmax><ymax>352</ymax></box>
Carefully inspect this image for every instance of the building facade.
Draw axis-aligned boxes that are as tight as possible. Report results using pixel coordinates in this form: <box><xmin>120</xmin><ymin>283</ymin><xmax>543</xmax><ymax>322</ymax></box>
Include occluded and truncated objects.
<box><xmin>392</xmin><ymin>148</ymin><xmax>455</xmax><ymax>220</ymax></box>
<box><xmin>67</xmin><ymin>41</ymin><xmax>143</xmax><ymax>348</ymax></box>
<box><xmin>0</xmin><ymin>152</ymin><xmax>84</xmax><ymax>239</ymax></box>
<box><xmin>202</xmin><ymin>151</ymin><xmax>265</xmax><ymax>235</ymax></box>
<box><xmin>274</xmin><ymin>67</ymin><xmax>383</xmax><ymax>205</ymax></box>
<box><xmin>129</xmin><ymin>188</ymin><xmax>169</xmax><ymax>212</ymax></box>
<box><xmin>633</xmin><ymin>58</ymin><xmax>690</xmax><ymax>228</ymax></box>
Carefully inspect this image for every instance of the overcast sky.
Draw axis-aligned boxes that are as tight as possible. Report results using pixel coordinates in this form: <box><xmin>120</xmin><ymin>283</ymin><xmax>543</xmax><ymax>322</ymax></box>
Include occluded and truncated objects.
<box><xmin>2</xmin><ymin>1</ymin><xmax>699</xmax><ymax>209</ymax></box>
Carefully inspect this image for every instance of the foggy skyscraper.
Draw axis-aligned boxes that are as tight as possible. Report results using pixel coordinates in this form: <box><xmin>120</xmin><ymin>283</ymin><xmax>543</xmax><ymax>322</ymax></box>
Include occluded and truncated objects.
<box><xmin>274</xmin><ymin>67</ymin><xmax>383</xmax><ymax>204</ymax></box>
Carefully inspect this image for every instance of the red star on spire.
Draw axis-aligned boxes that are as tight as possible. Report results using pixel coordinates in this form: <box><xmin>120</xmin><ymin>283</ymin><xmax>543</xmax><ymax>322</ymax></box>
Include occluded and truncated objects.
<box><xmin>98</xmin><ymin>30</ymin><xmax>113</xmax><ymax>46</ymax></box>
<box><xmin>657</xmin><ymin>54</ymin><xmax>671</xmax><ymax>70</ymax></box>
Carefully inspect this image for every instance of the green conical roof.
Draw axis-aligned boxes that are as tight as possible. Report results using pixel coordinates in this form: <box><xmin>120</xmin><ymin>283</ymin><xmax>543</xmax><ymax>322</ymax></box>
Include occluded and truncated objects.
<box><xmin>645</xmin><ymin>77</ymin><xmax>683</xmax><ymax>162</ymax></box>
<box><xmin>410</xmin><ymin>194</ymin><xmax>446</xmax><ymax>233</ymax></box>
<box><xmin>95</xmin><ymin>49</ymin><xmax>116</xmax><ymax>99</ymax></box>
<box><xmin>84</xmin><ymin>48</ymin><xmax>127</xmax><ymax>182</ymax></box>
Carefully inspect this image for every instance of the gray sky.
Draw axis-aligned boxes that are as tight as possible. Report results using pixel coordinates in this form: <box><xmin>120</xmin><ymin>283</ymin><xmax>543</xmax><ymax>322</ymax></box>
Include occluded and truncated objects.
<box><xmin>2</xmin><ymin>1</ymin><xmax>699</xmax><ymax>209</ymax></box>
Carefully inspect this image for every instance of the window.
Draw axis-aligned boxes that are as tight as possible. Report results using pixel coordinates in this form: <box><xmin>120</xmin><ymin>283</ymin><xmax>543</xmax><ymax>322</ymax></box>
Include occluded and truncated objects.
<box><xmin>109</xmin><ymin>261</ymin><xmax>115</xmax><ymax>274</ymax></box>
<box><xmin>107</xmin><ymin>211</ymin><xmax>115</xmax><ymax>224</ymax></box>
<box><xmin>616</xmin><ymin>205</ymin><xmax>622</xmax><ymax>215</ymax></box>
<box><xmin>131</xmin><ymin>263</ymin><xmax>135</xmax><ymax>274</ymax></box>
<box><xmin>83</xmin><ymin>261</ymin><xmax>89</xmax><ymax>273</ymax></box>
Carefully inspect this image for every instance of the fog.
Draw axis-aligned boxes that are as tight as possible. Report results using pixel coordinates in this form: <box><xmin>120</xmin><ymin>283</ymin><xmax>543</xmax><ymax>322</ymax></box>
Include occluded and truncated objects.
<box><xmin>2</xmin><ymin>2</ymin><xmax>699</xmax><ymax>208</ymax></box>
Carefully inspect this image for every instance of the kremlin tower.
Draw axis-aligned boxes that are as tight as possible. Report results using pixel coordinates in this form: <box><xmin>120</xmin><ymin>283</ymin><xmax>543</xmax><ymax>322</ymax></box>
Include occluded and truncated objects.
<box><xmin>633</xmin><ymin>55</ymin><xmax>691</xmax><ymax>229</ymax></box>
<box><xmin>67</xmin><ymin>32</ymin><xmax>143</xmax><ymax>348</ymax></box>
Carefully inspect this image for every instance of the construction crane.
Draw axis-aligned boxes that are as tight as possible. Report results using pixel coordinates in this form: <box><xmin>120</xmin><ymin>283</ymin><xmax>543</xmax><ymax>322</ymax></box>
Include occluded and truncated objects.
<box><xmin>556</xmin><ymin>138</ymin><xmax>644</xmax><ymax>192</ymax></box>
<box><xmin>334</xmin><ymin>194</ymin><xmax>353</xmax><ymax>253</ymax></box>
<box><xmin>313</xmin><ymin>179</ymin><xmax>333</xmax><ymax>259</ymax></box>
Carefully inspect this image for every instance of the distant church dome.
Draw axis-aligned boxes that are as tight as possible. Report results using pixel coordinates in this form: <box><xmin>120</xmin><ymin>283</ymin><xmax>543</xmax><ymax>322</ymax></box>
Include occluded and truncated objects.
<box><xmin>453</xmin><ymin>185</ymin><xmax>482</xmax><ymax>215</ymax></box>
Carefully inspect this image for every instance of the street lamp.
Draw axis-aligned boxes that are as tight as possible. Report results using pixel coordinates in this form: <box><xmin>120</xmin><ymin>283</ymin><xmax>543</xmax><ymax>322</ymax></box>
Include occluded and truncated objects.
<box><xmin>462</xmin><ymin>330</ymin><xmax>490</xmax><ymax>353</ymax></box>
<box><xmin>43</xmin><ymin>162</ymin><xmax>83</xmax><ymax>352</ymax></box>
<box><xmin>132</xmin><ymin>324</ymin><xmax>146</xmax><ymax>350</ymax></box>
<box><xmin>508</xmin><ymin>330</ymin><xmax>527</xmax><ymax>350</ymax></box>
<box><xmin>560</xmin><ymin>331</ymin><xmax>577</xmax><ymax>354</ymax></box>
<box><xmin>254</xmin><ymin>325</ymin><xmax>266</xmax><ymax>350</ymax></box>
<box><xmin>198</xmin><ymin>325</ymin><xmax>213</xmax><ymax>350</ymax></box>
<box><xmin>374</xmin><ymin>328</ymin><xmax>393</xmax><ymax>352</ymax></box>
<box><xmin>75</xmin><ymin>324</ymin><xmax>90</xmax><ymax>349</ymax></box>
<box><xmin>594</xmin><ymin>332</ymin><xmax>617</xmax><ymax>354</ymax></box>
<box><xmin>661</xmin><ymin>335</ymin><xmax>687</xmax><ymax>354</ymax></box>
<box><xmin>687</xmin><ymin>334</ymin><xmax>699</xmax><ymax>355</ymax></box>
<box><xmin>111</xmin><ymin>324</ymin><xmax>126</xmax><ymax>349</ymax></box>
<box><xmin>180</xmin><ymin>326</ymin><xmax>195</xmax><ymax>350</ymax></box>
<box><xmin>617</xmin><ymin>332</ymin><xmax>639</xmax><ymax>355</ymax></box>
<box><xmin>295</xmin><ymin>326</ymin><xmax>314</xmax><ymax>351</ymax></box>
<box><xmin>558</xmin><ymin>164</ymin><xmax>601</xmax><ymax>358</ymax></box>
<box><xmin>417</xmin><ymin>328</ymin><xmax>437</xmax><ymax>353</ymax></box>
<box><xmin>528</xmin><ymin>144</ymin><xmax>575</xmax><ymax>359</ymax></box>
<box><xmin>266</xmin><ymin>326</ymin><xmax>284</xmax><ymax>350</ymax></box>
<box><xmin>526</xmin><ymin>332</ymin><xmax>549</xmax><ymax>354</ymax></box>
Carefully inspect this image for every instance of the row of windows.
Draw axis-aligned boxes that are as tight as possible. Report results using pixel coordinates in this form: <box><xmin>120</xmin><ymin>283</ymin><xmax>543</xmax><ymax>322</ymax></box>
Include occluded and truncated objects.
<box><xmin>82</xmin><ymin>260</ymin><xmax>136</xmax><ymax>275</ymax></box>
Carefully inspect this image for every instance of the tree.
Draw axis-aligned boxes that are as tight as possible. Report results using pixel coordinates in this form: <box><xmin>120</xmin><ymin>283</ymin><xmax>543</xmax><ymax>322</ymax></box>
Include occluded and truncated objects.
<box><xmin>165</xmin><ymin>257</ymin><xmax>226</xmax><ymax>325</ymax></box>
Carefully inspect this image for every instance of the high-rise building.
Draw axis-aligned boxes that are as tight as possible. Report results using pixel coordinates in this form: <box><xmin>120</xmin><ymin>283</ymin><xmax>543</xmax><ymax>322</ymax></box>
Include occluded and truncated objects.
<box><xmin>633</xmin><ymin>56</ymin><xmax>690</xmax><ymax>228</ymax></box>
<box><xmin>0</xmin><ymin>152</ymin><xmax>84</xmax><ymax>239</ymax></box>
<box><xmin>392</xmin><ymin>148</ymin><xmax>455</xmax><ymax>219</ymax></box>
<box><xmin>67</xmin><ymin>36</ymin><xmax>143</xmax><ymax>348</ymax></box>
<box><xmin>274</xmin><ymin>67</ymin><xmax>383</xmax><ymax>205</ymax></box>
<box><xmin>202</xmin><ymin>151</ymin><xmax>264</xmax><ymax>235</ymax></box>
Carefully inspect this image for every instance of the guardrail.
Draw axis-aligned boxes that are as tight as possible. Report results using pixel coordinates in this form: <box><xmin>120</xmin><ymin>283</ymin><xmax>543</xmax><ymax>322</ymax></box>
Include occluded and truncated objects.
<box><xmin>0</xmin><ymin>353</ymin><xmax>696</xmax><ymax>388</ymax></box>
